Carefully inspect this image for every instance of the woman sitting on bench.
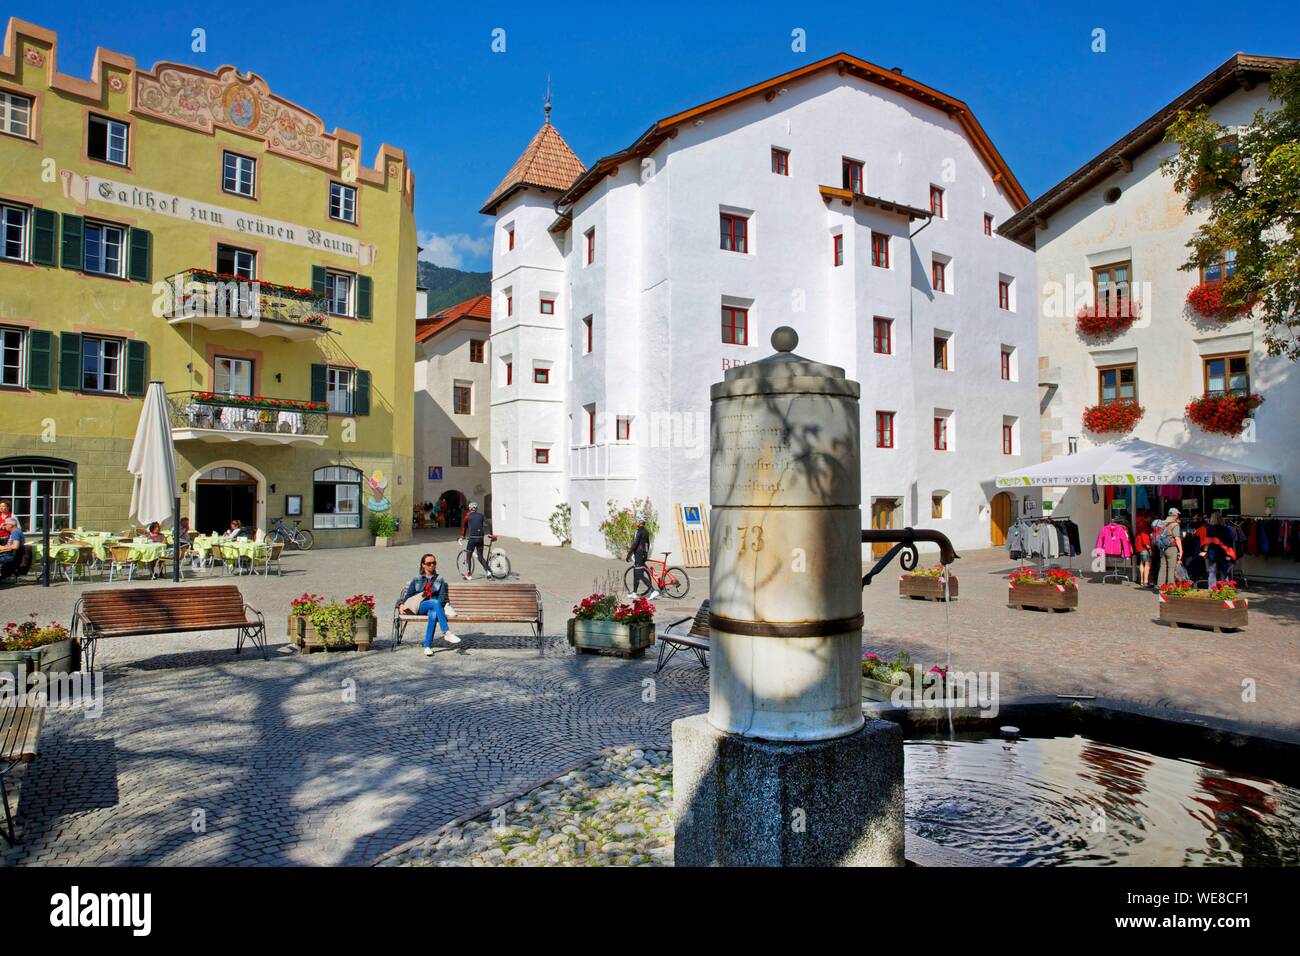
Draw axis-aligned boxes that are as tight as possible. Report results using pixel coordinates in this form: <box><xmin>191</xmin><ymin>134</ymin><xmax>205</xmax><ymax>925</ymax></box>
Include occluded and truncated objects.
<box><xmin>396</xmin><ymin>553</ymin><xmax>459</xmax><ymax>656</ymax></box>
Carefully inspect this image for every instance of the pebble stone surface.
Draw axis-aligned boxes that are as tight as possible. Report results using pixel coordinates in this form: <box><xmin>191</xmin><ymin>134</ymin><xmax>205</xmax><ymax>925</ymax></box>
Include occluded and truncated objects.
<box><xmin>379</xmin><ymin>747</ymin><xmax>675</xmax><ymax>867</ymax></box>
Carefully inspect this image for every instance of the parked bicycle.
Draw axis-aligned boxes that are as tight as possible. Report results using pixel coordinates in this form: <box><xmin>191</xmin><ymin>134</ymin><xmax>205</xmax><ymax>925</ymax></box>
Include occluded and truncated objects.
<box><xmin>457</xmin><ymin>534</ymin><xmax>511</xmax><ymax>579</ymax></box>
<box><xmin>267</xmin><ymin>517</ymin><xmax>314</xmax><ymax>551</ymax></box>
<box><xmin>625</xmin><ymin>551</ymin><xmax>690</xmax><ymax>599</ymax></box>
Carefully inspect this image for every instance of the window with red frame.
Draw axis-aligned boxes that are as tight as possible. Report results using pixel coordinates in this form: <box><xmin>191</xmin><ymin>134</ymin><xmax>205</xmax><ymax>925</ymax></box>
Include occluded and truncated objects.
<box><xmin>582</xmin><ymin>316</ymin><xmax>593</xmax><ymax>353</ymax></box>
<box><xmin>505</xmin><ymin>361</ymin><xmax>512</xmax><ymax>386</ymax></box>
<box><xmin>875</xmin><ymin>411</ymin><xmax>895</xmax><ymax>449</ymax></box>
<box><xmin>540</xmin><ymin>297</ymin><xmax>555</xmax><ymax>315</ymax></box>
<box><xmin>506</xmin><ymin>226</ymin><xmax>515</xmax><ymax>251</ymax></box>
<box><xmin>533</xmin><ymin>367</ymin><xmax>549</xmax><ymax>384</ymax></box>
<box><xmin>871</xmin><ymin>232</ymin><xmax>889</xmax><ymax>268</ymax></box>
<box><xmin>832</xmin><ymin>234</ymin><xmax>843</xmax><ymax>267</ymax></box>
<box><xmin>842</xmin><ymin>158</ymin><xmax>864</xmax><ymax>193</ymax></box>
<box><xmin>1000</xmin><ymin>348</ymin><xmax>1012</xmax><ymax>381</ymax></box>
<box><xmin>771</xmin><ymin>147</ymin><xmax>789</xmax><ymax>176</ymax></box>
<box><xmin>534</xmin><ymin>447</ymin><xmax>549</xmax><ymax>464</ymax></box>
<box><xmin>585</xmin><ymin>228</ymin><xmax>595</xmax><ymax>264</ymax></box>
<box><xmin>1002</xmin><ymin>424</ymin><xmax>1014</xmax><ymax>455</ymax></box>
<box><xmin>931</xmin><ymin>259</ymin><xmax>946</xmax><ymax>292</ymax></box>
<box><xmin>453</xmin><ymin>384</ymin><xmax>471</xmax><ymax>415</ymax></box>
<box><xmin>984</xmin><ymin>213</ymin><xmax>993</xmax><ymax>236</ymax></box>
<box><xmin>586</xmin><ymin>405</ymin><xmax>596</xmax><ymax>445</ymax></box>
<box><xmin>930</xmin><ymin>185</ymin><xmax>944</xmax><ymax>218</ymax></box>
<box><xmin>721</xmin><ymin>305</ymin><xmax>748</xmax><ymax>345</ymax></box>
<box><xmin>469</xmin><ymin>340</ymin><xmax>484</xmax><ymax>363</ymax></box>
<box><xmin>616</xmin><ymin>416</ymin><xmax>631</xmax><ymax>441</ymax></box>
<box><xmin>506</xmin><ymin>294</ymin><xmax>513</xmax><ymax>316</ymax></box>
<box><xmin>720</xmin><ymin>213</ymin><xmax>748</xmax><ymax>253</ymax></box>
<box><xmin>998</xmin><ymin>280</ymin><xmax>1011</xmax><ymax>310</ymax></box>
<box><xmin>872</xmin><ymin>317</ymin><xmax>892</xmax><ymax>355</ymax></box>
<box><xmin>933</xmin><ymin>417</ymin><xmax>948</xmax><ymax>451</ymax></box>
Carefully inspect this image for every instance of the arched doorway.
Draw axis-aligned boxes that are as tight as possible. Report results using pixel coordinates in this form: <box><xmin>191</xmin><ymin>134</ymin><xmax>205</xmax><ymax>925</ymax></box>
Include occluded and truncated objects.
<box><xmin>438</xmin><ymin>490</ymin><xmax>466</xmax><ymax>530</ymax></box>
<box><xmin>190</xmin><ymin>461</ymin><xmax>265</xmax><ymax>535</ymax></box>
<box><xmin>990</xmin><ymin>492</ymin><xmax>1013</xmax><ymax>546</ymax></box>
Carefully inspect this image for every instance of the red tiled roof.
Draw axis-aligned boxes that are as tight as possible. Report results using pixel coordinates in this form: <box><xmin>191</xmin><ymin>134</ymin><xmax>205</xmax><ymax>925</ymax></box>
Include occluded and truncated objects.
<box><xmin>416</xmin><ymin>294</ymin><xmax>491</xmax><ymax>343</ymax></box>
<box><xmin>480</xmin><ymin>121</ymin><xmax>586</xmax><ymax>214</ymax></box>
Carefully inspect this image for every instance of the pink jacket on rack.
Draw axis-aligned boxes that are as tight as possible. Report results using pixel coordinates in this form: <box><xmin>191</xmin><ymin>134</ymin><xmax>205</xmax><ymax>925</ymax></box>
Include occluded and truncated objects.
<box><xmin>1095</xmin><ymin>523</ymin><xmax>1132</xmax><ymax>558</ymax></box>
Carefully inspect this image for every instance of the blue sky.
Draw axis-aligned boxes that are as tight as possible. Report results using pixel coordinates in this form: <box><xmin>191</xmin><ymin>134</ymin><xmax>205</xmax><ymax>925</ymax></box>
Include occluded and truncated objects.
<box><xmin>11</xmin><ymin>1</ymin><xmax>1299</xmax><ymax>271</ymax></box>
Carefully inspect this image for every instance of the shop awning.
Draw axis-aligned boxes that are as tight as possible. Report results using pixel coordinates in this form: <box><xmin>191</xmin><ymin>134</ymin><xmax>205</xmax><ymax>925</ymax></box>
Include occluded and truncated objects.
<box><xmin>995</xmin><ymin>438</ymin><xmax>1281</xmax><ymax>488</ymax></box>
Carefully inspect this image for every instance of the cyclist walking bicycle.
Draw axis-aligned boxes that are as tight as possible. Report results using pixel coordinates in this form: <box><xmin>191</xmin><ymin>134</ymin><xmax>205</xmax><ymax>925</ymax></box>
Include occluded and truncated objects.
<box><xmin>626</xmin><ymin>513</ymin><xmax>658</xmax><ymax>600</ymax></box>
<box><xmin>459</xmin><ymin>501</ymin><xmax>490</xmax><ymax>580</ymax></box>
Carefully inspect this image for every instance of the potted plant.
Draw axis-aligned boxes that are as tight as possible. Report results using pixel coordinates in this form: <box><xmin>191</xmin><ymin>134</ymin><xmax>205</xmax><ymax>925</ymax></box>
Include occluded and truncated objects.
<box><xmin>861</xmin><ymin>650</ymin><xmax>912</xmax><ymax>701</ymax></box>
<box><xmin>1158</xmin><ymin>580</ymin><xmax>1248</xmax><ymax>632</ymax></box>
<box><xmin>1</xmin><ymin>616</ymin><xmax>79</xmax><ymax>679</ymax></box>
<box><xmin>567</xmin><ymin>593</ymin><xmax>656</xmax><ymax>658</ymax></box>
<box><xmin>1075</xmin><ymin>301</ymin><xmax>1140</xmax><ymax>339</ymax></box>
<box><xmin>1082</xmin><ymin>399</ymin><xmax>1145</xmax><ymax>434</ymax></box>
<box><xmin>303</xmin><ymin>601</ymin><xmax>359</xmax><ymax>653</ymax></box>
<box><xmin>898</xmin><ymin>565</ymin><xmax>958</xmax><ymax>601</ymax></box>
<box><xmin>1007</xmin><ymin>567</ymin><xmax>1079</xmax><ymax>612</ymax></box>
<box><xmin>288</xmin><ymin>592</ymin><xmax>326</xmax><ymax>646</ymax></box>
<box><xmin>346</xmin><ymin>594</ymin><xmax>377</xmax><ymax>649</ymax></box>
<box><xmin>1185</xmin><ymin>393</ymin><xmax>1264</xmax><ymax>437</ymax></box>
<box><xmin>370</xmin><ymin>512</ymin><xmax>397</xmax><ymax>547</ymax></box>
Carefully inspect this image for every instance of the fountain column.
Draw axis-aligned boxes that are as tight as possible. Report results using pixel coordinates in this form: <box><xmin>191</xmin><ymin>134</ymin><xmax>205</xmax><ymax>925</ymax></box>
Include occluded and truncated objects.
<box><xmin>672</xmin><ymin>327</ymin><xmax>905</xmax><ymax>866</ymax></box>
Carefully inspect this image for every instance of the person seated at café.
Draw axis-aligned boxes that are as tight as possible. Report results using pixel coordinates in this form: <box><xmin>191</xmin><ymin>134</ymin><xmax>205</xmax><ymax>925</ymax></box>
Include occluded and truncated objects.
<box><xmin>176</xmin><ymin>517</ymin><xmax>192</xmax><ymax>548</ymax></box>
<box><xmin>0</xmin><ymin>499</ymin><xmax>18</xmax><ymax>545</ymax></box>
<box><xmin>146</xmin><ymin>521</ymin><xmax>168</xmax><ymax>543</ymax></box>
<box><xmin>222</xmin><ymin>519</ymin><xmax>251</xmax><ymax>540</ymax></box>
<box><xmin>0</xmin><ymin>519</ymin><xmax>25</xmax><ymax>580</ymax></box>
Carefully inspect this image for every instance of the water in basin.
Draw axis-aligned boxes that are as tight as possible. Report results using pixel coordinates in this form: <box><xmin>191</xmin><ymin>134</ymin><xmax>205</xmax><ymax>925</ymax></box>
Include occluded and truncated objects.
<box><xmin>905</xmin><ymin>733</ymin><xmax>1300</xmax><ymax>866</ymax></box>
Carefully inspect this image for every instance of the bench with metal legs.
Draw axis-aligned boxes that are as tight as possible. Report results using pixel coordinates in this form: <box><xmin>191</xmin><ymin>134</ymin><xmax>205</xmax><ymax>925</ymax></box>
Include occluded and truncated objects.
<box><xmin>655</xmin><ymin>599</ymin><xmax>711</xmax><ymax>673</ymax></box>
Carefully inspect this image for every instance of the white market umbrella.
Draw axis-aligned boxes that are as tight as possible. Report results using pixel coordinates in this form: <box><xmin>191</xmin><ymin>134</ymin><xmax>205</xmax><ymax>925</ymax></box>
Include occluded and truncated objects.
<box><xmin>128</xmin><ymin>381</ymin><xmax>179</xmax><ymax>528</ymax></box>
<box><xmin>995</xmin><ymin>438</ymin><xmax>1280</xmax><ymax>489</ymax></box>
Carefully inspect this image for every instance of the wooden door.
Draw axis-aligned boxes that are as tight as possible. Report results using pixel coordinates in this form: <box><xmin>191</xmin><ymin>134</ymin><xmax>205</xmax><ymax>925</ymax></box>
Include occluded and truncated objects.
<box><xmin>870</xmin><ymin>498</ymin><xmax>898</xmax><ymax>558</ymax></box>
<box><xmin>990</xmin><ymin>492</ymin><xmax>1012</xmax><ymax>546</ymax></box>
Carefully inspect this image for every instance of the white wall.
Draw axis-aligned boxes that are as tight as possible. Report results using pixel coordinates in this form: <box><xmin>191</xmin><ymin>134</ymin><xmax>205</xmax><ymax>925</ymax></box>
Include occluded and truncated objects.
<box><xmin>415</xmin><ymin>321</ymin><xmax>491</xmax><ymax>513</ymax></box>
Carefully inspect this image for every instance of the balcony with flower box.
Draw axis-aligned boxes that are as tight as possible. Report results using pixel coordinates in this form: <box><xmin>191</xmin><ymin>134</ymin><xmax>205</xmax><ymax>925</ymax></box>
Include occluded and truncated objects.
<box><xmin>168</xmin><ymin>392</ymin><xmax>328</xmax><ymax>447</ymax></box>
<box><xmin>161</xmin><ymin>270</ymin><xmax>331</xmax><ymax>341</ymax></box>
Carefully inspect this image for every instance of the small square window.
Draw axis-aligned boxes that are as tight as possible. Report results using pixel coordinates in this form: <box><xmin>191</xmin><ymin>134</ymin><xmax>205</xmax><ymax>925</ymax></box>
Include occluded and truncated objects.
<box><xmin>929</xmin><ymin>185</ymin><xmax>945</xmax><ymax>218</ymax></box>
<box><xmin>585</xmin><ymin>228</ymin><xmax>595</xmax><ymax>265</ymax></box>
<box><xmin>722</xmin><ymin>305</ymin><xmax>748</xmax><ymax>346</ymax></box>
<box><xmin>507</xmin><ymin>226</ymin><xmax>515</xmax><ymax>251</ymax></box>
<box><xmin>872</xmin><ymin>317</ymin><xmax>892</xmax><ymax>355</ymax></box>
<box><xmin>875</xmin><ymin>411</ymin><xmax>895</xmax><ymax>449</ymax></box>
<box><xmin>0</xmin><ymin>91</ymin><xmax>33</xmax><ymax>139</ymax></box>
<box><xmin>469</xmin><ymin>340</ymin><xmax>485</xmax><ymax>363</ymax></box>
<box><xmin>771</xmin><ymin>147</ymin><xmax>789</xmax><ymax>176</ymax></box>
<box><xmin>842</xmin><ymin>158</ymin><xmax>864</xmax><ymax>193</ymax></box>
<box><xmin>984</xmin><ymin>213</ymin><xmax>994</xmax><ymax>236</ymax></box>
<box><xmin>540</xmin><ymin>297</ymin><xmax>555</xmax><ymax>315</ymax></box>
<box><xmin>832</xmin><ymin>234</ymin><xmax>843</xmax><ymax>267</ymax></box>
<box><xmin>329</xmin><ymin>182</ymin><xmax>357</xmax><ymax>223</ymax></box>
<box><xmin>88</xmin><ymin>114</ymin><xmax>128</xmax><ymax>166</ymax></box>
<box><xmin>616</xmin><ymin>416</ymin><xmax>632</xmax><ymax>441</ymax></box>
<box><xmin>720</xmin><ymin>213</ymin><xmax>748</xmax><ymax>253</ymax></box>
<box><xmin>533</xmin><ymin>367</ymin><xmax>550</xmax><ymax>384</ymax></box>
<box><xmin>223</xmin><ymin>152</ymin><xmax>256</xmax><ymax>197</ymax></box>
<box><xmin>931</xmin><ymin>258</ymin><xmax>947</xmax><ymax>293</ymax></box>
<box><xmin>451</xmin><ymin>437</ymin><xmax>470</xmax><ymax>467</ymax></box>
<box><xmin>871</xmin><ymin>232</ymin><xmax>889</xmax><ymax>269</ymax></box>
<box><xmin>534</xmin><ymin>448</ymin><xmax>549</xmax><ymax>464</ymax></box>
<box><xmin>453</xmin><ymin>383</ymin><xmax>472</xmax><ymax>414</ymax></box>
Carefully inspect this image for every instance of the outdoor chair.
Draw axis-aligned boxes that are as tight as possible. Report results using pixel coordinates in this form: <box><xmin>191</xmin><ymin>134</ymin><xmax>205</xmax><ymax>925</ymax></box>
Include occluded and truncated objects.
<box><xmin>104</xmin><ymin>545</ymin><xmax>136</xmax><ymax>583</ymax></box>
<box><xmin>57</xmin><ymin>546</ymin><xmax>94</xmax><ymax>584</ymax></box>
<box><xmin>255</xmin><ymin>541</ymin><xmax>284</xmax><ymax>577</ymax></box>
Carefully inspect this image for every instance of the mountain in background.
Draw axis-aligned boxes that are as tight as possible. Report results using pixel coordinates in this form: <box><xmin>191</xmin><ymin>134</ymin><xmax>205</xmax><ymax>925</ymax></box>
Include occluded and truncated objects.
<box><xmin>418</xmin><ymin>261</ymin><xmax>491</xmax><ymax>315</ymax></box>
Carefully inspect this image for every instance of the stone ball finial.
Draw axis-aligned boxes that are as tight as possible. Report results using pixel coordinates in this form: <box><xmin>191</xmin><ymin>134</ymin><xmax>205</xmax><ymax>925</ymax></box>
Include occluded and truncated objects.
<box><xmin>771</xmin><ymin>326</ymin><xmax>798</xmax><ymax>353</ymax></box>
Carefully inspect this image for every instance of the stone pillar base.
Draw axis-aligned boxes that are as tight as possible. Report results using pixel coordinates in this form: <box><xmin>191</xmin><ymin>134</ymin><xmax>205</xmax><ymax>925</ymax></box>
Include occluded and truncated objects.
<box><xmin>672</xmin><ymin>713</ymin><xmax>905</xmax><ymax>867</ymax></box>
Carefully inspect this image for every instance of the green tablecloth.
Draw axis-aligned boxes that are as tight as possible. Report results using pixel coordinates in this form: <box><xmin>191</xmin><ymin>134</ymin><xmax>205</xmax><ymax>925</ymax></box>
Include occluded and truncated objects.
<box><xmin>30</xmin><ymin>542</ymin><xmax>83</xmax><ymax>563</ymax></box>
<box><xmin>129</xmin><ymin>542</ymin><xmax>168</xmax><ymax>563</ymax></box>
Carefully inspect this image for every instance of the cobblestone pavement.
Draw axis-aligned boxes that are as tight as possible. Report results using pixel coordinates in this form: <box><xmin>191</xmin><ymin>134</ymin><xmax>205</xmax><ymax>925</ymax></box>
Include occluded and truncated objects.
<box><xmin>2</xmin><ymin>531</ymin><xmax>1297</xmax><ymax>865</ymax></box>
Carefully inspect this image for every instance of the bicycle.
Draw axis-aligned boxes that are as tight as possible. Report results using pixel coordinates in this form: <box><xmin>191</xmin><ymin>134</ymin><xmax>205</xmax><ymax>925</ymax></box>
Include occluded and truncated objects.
<box><xmin>625</xmin><ymin>552</ymin><xmax>690</xmax><ymax>599</ymax></box>
<box><xmin>267</xmin><ymin>517</ymin><xmax>314</xmax><ymax>551</ymax></box>
<box><xmin>457</xmin><ymin>535</ymin><xmax>511</xmax><ymax>580</ymax></box>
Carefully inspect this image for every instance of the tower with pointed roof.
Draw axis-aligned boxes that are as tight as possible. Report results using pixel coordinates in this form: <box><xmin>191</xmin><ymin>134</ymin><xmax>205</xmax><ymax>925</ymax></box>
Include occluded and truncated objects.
<box><xmin>482</xmin><ymin>98</ymin><xmax>585</xmax><ymax>542</ymax></box>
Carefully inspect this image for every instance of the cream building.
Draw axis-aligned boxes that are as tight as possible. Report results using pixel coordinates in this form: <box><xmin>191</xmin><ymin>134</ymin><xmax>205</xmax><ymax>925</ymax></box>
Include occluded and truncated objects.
<box><xmin>414</xmin><ymin>295</ymin><xmax>492</xmax><ymax>527</ymax></box>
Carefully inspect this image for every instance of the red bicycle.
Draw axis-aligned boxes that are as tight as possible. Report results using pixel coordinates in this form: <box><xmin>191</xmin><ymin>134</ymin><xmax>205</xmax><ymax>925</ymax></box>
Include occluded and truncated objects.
<box><xmin>625</xmin><ymin>552</ymin><xmax>690</xmax><ymax>599</ymax></box>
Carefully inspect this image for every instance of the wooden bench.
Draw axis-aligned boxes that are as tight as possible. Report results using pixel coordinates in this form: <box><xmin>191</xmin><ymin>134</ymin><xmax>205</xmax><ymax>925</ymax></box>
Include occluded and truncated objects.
<box><xmin>392</xmin><ymin>583</ymin><xmax>544</xmax><ymax>650</ymax></box>
<box><xmin>656</xmin><ymin>599</ymin><xmax>711</xmax><ymax>673</ymax></box>
<box><xmin>71</xmin><ymin>585</ymin><xmax>267</xmax><ymax>670</ymax></box>
<box><xmin>1</xmin><ymin>704</ymin><xmax>45</xmax><ymax>845</ymax></box>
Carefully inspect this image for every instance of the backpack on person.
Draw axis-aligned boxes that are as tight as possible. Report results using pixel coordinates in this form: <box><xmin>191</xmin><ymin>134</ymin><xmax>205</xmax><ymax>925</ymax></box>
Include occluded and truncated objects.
<box><xmin>1154</xmin><ymin>529</ymin><xmax>1172</xmax><ymax>551</ymax></box>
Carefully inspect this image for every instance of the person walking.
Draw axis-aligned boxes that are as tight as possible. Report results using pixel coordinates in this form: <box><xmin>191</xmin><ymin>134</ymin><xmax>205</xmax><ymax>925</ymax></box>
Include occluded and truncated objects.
<box><xmin>396</xmin><ymin>553</ymin><xmax>459</xmax><ymax>656</ymax></box>
<box><xmin>626</xmin><ymin>514</ymin><xmax>657</xmax><ymax>599</ymax></box>
<box><xmin>1201</xmin><ymin>511</ymin><xmax>1236</xmax><ymax>589</ymax></box>
<box><xmin>1159</xmin><ymin>509</ymin><xmax>1188</xmax><ymax>584</ymax></box>
<box><xmin>459</xmin><ymin>501</ymin><xmax>490</xmax><ymax>580</ymax></box>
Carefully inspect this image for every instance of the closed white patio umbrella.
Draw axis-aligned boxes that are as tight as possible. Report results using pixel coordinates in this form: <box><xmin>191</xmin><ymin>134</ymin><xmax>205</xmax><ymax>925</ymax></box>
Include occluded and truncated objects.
<box><xmin>128</xmin><ymin>381</ymin><xmax>181</xmax><ymax>580</ymax></box>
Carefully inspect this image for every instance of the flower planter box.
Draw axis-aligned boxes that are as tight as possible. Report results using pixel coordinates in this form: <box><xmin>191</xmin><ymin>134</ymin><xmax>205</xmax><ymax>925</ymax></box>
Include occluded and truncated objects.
<box><xmin>899</xmin><ymin>575</ymin><xmax>958</xmax><ymax>602</ymax></box>
<box><xmin>0</xmin><ymin>638</ymin><xmax>81</xmax><ymax>682</ymax></box>
<box><xmin>1158</xmin><ymin>595</ymin><xmax>1248</xmax><ymax>633</ymax></box>
<box><xmin>861</xmin><ymin>675</ymin><xmax>900</xmax><ymax>702</ymax></box>
<box><xmin>1007</xmin><ymin>581</ymin><xmax>1078</xmax><ymax>612</ymax></box>
<box><xmin>567</xmin><ymin>618</ymin><xmax>654</xmax><ymax>658</ymax></box>
<box><xmin>354</xmin><ymin>617</ymin><xmax>378</xmax><ymax>646</ymax></box>
<box><xmin>374</xmin><ymin>537</ymin><xmax>390</xmax><ymax>548</ymax></box>
<box><xmin>287</xmin><ymin>614</ymin><xmax>306</xmax><ymax>646</ymax></box>
<box><xmin>301</xmin><ymin>621</ymin><xmax>369</xmax><ymax>653</ymax></box>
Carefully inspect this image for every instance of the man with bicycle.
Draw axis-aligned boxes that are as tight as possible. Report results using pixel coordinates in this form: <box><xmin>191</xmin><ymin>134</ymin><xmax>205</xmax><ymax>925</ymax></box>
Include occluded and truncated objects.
<box><xmin>459</xmin><ymin>501</ymin><xmax>491</xmax><ymax>581</ymax></box>
<box><xmin>626</xmin><ymin>513</ymin><xmax>659</xmax><ymax>600</ymax></box>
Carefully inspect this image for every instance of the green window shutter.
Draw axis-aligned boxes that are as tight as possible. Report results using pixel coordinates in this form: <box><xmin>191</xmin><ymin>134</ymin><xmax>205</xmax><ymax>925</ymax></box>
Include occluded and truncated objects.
<box><xmin>125</xmin><ymin>340</ymin><xmax>148</xmax><ymax>396</ymax></box>
<box><xmin>353</xmin><ymin>369</ymin><xmax>371</xmax><ymax>416</ymax></box>
<box><xmin>60</xmin><ymin>214</ymin><xmax>84</xmax><ymax>270</ymax></box>
<box><xmin>31</xmin><ymin>209</ymin><xmax>58</xmax><ymax>266</ymax></box>
<box><xmin>311</xmin><ymin>266</ymin><xmax>327</xmax><ymax>297</ymax></box>
<box><xmin>127</xmin><ymin>228</ymin><xmax>152</xmax><ymax>282</ymax></box>
<box><xmin>310</xmin><ymin>363</ymin><xmax>327</xmax><ymax>405</ymax></box>
<box><xmin>26</xmin><ymin>330</ymin><xmax>53</xmax><ymax>389</ymax></box>
<box><xmin>356</xmin><ymin>275</ymin><xmax>373</xmax><ymax>320</ymax></box>
<box><xmin>58</xmin><ymin>332</ymin><xmax>83</xmax><ymax>391</ymax></box>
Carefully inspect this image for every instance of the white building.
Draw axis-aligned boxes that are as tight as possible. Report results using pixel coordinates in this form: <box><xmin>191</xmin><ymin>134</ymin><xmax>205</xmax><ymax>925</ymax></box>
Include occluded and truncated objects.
<box><xmin>414</xmin><ymin>295</ymin><xmax>493</xmax><ymax>527</ymax></box>
<box><xmin>1001</xmin><ymin>54</ymin><xmax>1299</xmax><ymax>581</ymax></box>
<box><xmin>483</xmin><ymin>55</ymin><xmax>1040</xmax><ymax>558</ymax></box>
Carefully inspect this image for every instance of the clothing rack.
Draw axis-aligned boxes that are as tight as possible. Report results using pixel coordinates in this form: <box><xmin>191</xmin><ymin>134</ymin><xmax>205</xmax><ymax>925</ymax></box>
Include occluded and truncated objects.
<box><xmin>1097</xmin><ymin>516</ymin><xmax>1134</xmax><ymax>584</ymax></box>
<box><xmin>1013</xmin><ymin>514</ymin><xmax>1080</xmax><ymax>572</ymax></box>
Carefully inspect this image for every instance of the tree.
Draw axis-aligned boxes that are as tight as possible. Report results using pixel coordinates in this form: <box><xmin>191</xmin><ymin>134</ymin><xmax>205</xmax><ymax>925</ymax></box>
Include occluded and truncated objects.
<box><xmin>1161</xmin><ymin>63</ymin><xmax>1300</xmax><ymax>359</ymax></box>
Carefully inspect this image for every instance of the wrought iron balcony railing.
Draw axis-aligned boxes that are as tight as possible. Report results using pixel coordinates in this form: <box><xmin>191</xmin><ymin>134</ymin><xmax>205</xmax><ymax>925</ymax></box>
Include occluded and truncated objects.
<box><xmin>161</xmin><ymin>270</ymin><xmax>329</xmax><ymax>332</ymax></box>
<box><xmin>168</xmin><ymin>391</ymin><xmax>328</xmax><ymax>440</ymax></box>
